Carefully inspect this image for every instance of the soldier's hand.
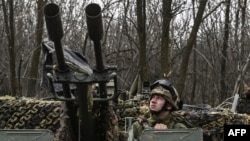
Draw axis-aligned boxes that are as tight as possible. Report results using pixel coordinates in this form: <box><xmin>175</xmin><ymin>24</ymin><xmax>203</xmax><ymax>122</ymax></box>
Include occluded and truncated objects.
<box><xmin>137</xmin><ymin>116</ymin><xmax>146</xmax><ymax>123</ymax></box>
<box><xmin>154</xmin><ymin>123</ymin><xmax>168</xmax><ymax>129</ymax></box>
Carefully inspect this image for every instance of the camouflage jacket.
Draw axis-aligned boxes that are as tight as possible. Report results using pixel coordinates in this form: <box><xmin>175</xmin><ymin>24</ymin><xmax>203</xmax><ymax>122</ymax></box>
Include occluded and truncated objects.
<box><xmin>132</xmin><ymin>112</ymin><xmax>187</xmax><ymax>140</ymax></box>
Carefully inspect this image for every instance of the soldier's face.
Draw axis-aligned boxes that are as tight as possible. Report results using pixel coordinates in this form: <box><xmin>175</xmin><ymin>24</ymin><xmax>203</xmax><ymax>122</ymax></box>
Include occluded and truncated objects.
<box><xmin>149</xmin><ymin>94</ymin><xmax>166</xmax><ymax>111</ymax></box>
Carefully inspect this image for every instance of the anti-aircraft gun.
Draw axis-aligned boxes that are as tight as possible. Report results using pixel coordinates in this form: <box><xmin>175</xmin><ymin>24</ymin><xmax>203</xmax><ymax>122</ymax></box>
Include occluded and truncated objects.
<box><xmin>41</xmin><ymin>2</ymin><xmax>250</xmax><ymax>141</ymax></box>
<box><xmin>42</xmin><ymin>3</ymin><xmax>119</xmax><ymax>141</ymax></box>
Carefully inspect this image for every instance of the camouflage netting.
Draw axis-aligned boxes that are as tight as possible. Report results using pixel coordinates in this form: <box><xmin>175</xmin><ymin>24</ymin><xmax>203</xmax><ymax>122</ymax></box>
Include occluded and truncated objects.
<box><xmin>172</xmin><ymin>106</ymin><xmax>250</xmax><ymax>140</ymax></box>
<box><xmin>91</xmin><ymin>101</ymin><xmax>122</xmax><ymax>141</ymax></box>
<box><xmin>116</xmin><ymin>99</ymin><xmax>148</xmax><ymax>129</ymax></box>
<box><xmin>0</xmin><ymin>95</ymin><xmax>74</xmax><ymax>141</ymax></box>
<box><xmin>116</xmin><ymin>100</ymin><xmax>250</xmax><ymax>141</ymax></box>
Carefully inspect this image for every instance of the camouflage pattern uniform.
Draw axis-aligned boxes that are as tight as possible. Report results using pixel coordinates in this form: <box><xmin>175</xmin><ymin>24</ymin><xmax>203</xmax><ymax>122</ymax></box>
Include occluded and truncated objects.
<box><xmin>132</xmin><ymin>113</ymin><xmax>187</xmax><ymax>140</ymax></box>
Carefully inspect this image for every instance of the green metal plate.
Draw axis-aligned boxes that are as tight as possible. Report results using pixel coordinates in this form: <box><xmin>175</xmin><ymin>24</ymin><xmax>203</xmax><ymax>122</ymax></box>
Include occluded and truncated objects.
<box><xmin>139</xmin><ymin>128</ymin><xmax>203</xmax><ymax>141</ymax></box>
<box><xmin>0</xmin><ymin>129</ymin><xmax>54</xmax><ymax>141</ymax></box>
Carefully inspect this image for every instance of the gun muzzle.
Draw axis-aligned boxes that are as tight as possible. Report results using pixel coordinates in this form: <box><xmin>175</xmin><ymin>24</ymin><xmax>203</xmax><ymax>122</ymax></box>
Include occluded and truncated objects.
<box><xmin>44</xmin><ymin>3</ymin><xmax>63</xmax><ymax>42</ymax></box>
<box><xmin>85</xmin><ymin>3</ymin><xmax>103</xmax><ymax>41</ymax></box>
<box><xmin>43</xmin><ymin>3</ymin><xmax>67</xmax><ymax>71</ymax></box>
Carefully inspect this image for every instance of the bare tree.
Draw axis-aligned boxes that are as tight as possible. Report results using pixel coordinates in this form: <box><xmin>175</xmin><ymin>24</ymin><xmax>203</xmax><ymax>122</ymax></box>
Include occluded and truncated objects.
<box><xmin>232</xmin><ymin>0</ymin><xmax>249</xmax><ymax>97</ymax></box>
<box><xmin>137</xmin><ymin>0</ymin><xmax>148</xmax><ymax>82</ymax></box>
<box><xmin>176</xmin><ymin>0</ymin><xmax>208</xmax><ymax>98</ymax></box>
<box><xmin>1</xmin><ymin>0</ymin><xmax>17</xmax><ymax>96</ymax></box>
<box><xmin>190</xmin><ymin>0</ymin><xmax>197</xmax><ymax>103</ymax></box>
<box><xmin>220</xmin><ymin>0</ymin><xmax>231</xmax><ymax>102</ymax></box>
<box><xmin>161</xmin><ymin>0</ymin><xmax>172</xmax><ymax>77</ymax></box>
<box><xmin>128</xmin><ymin>0</ymin><xmax>147</xmax><ymax>97</ymax></box>
<box><xmin>26</xmin><ymin>0</ymin><xmax>47</xmax><ymax>97</ymax></box>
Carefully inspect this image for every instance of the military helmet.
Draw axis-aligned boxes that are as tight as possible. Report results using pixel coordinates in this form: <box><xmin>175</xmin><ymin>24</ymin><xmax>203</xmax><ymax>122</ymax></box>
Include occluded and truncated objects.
<box><xmin>150</xmin><ymin>79</ymin><xmax>179</xmax><ymax>110</ymax></box>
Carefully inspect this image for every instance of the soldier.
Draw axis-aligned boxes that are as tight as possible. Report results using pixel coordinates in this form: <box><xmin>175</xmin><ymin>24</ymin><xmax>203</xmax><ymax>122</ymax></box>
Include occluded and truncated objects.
<box><xmin>132</xmin><ymin>79</ymin><xmax>187</xmax><ymax>140</ymax></box>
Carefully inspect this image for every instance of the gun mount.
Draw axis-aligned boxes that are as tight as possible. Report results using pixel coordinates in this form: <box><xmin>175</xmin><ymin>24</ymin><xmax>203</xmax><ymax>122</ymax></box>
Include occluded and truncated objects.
<box><xmin>43</xmin><ymin>3</ymin><xmax>119</xmax><ymax>141</ymax></box>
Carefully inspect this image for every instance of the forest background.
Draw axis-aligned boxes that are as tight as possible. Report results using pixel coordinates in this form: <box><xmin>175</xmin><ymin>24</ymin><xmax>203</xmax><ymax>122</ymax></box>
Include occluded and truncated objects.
<box><xmin>1</xmin><ymin>0</ymin><xmax>249</xmax><ymax>107</ymax></box>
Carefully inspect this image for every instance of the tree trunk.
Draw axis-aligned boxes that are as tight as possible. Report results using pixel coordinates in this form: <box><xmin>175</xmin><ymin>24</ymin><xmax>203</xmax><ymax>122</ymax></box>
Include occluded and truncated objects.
<box><xmin>191</xmin><ymin>0</ymin><xmax>197</xmax><ymax>103</ymax></box>
<box><xmin>220</xmin><ymin>0</ymin><xmax>230</xmax><ymax>102</ymax></box>
<box><xmin>27</xmin><ymin>0</ymin><xmax>47</xmax><ymax>97</ymax></box>
<box><xmin>137</xmin><ymin>0</ymin><xmax>148</xmax><ymax>84</ymax></box>
<box><xmin>2</xmin><ymin>0</ymin><xmax>17</xmax><ymax>96</ymax></box>
<box><xmin>177</xmin><ymin>0</ymin><xmax>208</xmax><ymax>98</ymax></box>
<box><xmin>161</xmin><ymin>0</ymin><xmax>172</xmax><ymax>77</ymax></box>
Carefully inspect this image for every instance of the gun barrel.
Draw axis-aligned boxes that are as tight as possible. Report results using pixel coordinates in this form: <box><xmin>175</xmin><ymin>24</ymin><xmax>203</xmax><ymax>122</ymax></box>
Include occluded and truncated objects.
<box><xmin>85</xmin><ymin>3</ymin><xmax>105</xmax><ymax>71</ymax></box>
<box><xmin>85</xmin><ymin>3</ymin><xmax>107</xmax><ymax>100</ymax></box>
<box><xmin>44</xmin><ymin>3</ymin><xmax>63</xmax><ymax>41</ymax></box>
<box><xmin>43</xmin><ymin>4</ymin><xmax>73</xmax><ymax>135</ymax></box>
<box><xmin>85</xmin><ymin>3</ymin><xmax>103</xmax><ymax>41</ymax></box>
<box><xmin>44</xmin><ymin>3</ymin><xmax>67</xmax><ymax>71</ymax></box>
